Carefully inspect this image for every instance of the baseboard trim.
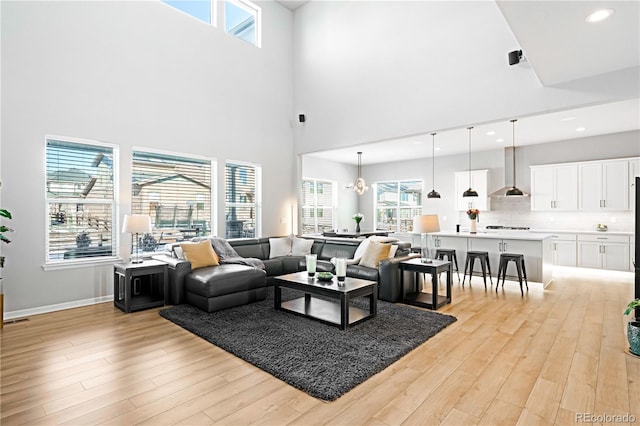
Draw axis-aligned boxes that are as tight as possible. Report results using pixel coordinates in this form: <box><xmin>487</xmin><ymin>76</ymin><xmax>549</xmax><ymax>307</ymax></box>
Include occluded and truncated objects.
<box><xmin>4</xmin><ymin>295</ymin><xmax>114</xmax><ymax>321</ymax></box>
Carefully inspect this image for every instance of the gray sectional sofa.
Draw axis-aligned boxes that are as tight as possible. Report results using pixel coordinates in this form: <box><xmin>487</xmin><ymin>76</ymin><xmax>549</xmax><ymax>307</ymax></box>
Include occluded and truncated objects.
<box><xmin>152</xmin><ymin>235</ymin><xmax>417</xmax><ymax>313</ymax></box>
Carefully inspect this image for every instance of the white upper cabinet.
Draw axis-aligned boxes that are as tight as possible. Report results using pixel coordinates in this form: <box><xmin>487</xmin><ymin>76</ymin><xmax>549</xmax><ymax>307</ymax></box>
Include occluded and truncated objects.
<box><xmin>530</xmin><ymin>164</ymin><xmax>578</xmax><ymax>211</ymax></box>
<box><xmin>454</xmin><ymin>169</ymin><xmax>489</xmax><ymax>211</ymax></box>
<box><xmin>578</xmin><ymin>159</ymin><xmax>629</xmax><ymax>210</ymax></box>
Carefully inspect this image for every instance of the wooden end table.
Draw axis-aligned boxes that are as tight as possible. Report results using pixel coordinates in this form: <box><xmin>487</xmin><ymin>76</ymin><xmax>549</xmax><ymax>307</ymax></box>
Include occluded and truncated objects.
<box><xmin>113</xmin><ymin>260</ymin><xmax>168</xmax><ymax>313</ymax></box>
<box><xmin>399</xmin><ymin>258</ymin><xmax>452</xmax><ymax>310</ymax></box>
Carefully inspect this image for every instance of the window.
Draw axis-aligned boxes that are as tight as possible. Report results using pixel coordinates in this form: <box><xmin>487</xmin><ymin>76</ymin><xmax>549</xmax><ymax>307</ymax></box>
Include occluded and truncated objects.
<box><xmin>375</xmin><ymin>180</ymin><xmax>422</xmax><ymax>232</ymax></box>
<box><xmin>301</xmin><ymin>179</ymin><xmax>335</xmax><ymax>234</ymax></box>
<box><xmin>161</xmin><ymin>0</ymin><xmax>213</xmax><ymax>24</ymax></box>
<box><xmin>225</xmin><ymin>162</ymin><xmax>261</xmax><ymax>238</ymax></box>
<box><xmin>225</xmin><ymin>0</ymin><xmax>261</xmax><ymax>47</ymax></box>
<box><xmin>132</xmin><ymin>150</ymin><xmax>214</xmax><ymax>251</ymax></box>
<box><xmin>45</xmin><ymin>137</ymin><xmax>118</xmax><ymax>263</ymax></box>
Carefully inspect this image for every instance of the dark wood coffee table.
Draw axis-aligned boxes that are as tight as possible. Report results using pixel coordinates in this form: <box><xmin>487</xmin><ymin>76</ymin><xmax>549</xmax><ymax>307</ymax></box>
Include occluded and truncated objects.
<box><xmin>273</xmin><ymin>271</ymin><xmax>378</xmax><ymax>330</ymax></box>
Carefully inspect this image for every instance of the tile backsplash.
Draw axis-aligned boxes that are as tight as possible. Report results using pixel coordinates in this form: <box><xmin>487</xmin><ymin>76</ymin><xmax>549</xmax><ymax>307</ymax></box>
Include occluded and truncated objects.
<box><xmin>456</xmin><ymin>196</ymin><xmax>634</xmax><ymax>232</ymax></box>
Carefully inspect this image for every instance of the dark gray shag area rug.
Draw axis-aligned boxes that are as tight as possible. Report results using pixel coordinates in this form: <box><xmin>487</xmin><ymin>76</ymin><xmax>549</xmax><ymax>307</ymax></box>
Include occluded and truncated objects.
<box><xmin>159</xmin><ymin>287</ymin><xmax>456</xmax><ymax>401</ymax></box>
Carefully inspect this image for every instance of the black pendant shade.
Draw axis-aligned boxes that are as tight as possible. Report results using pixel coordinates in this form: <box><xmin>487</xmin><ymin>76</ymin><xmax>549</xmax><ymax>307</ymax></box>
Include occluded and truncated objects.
<box><xmin>463</xmin><ymin>188</ymin><xmax>479</xmax><ymax>197</ymax></box>
<box><xmin>463</xmin><ymin>126</ymin><xmax>478</xmax><ymax>198</ymax></box>
<box><xmin>506</xmin><ymin>119</ymin><xmax>524</xmax><ymax>197</ymax></box>
<box><xmin>427</xmin><ymin>132</ymin><xmax>441</xmax><ymax>199</ymax></box>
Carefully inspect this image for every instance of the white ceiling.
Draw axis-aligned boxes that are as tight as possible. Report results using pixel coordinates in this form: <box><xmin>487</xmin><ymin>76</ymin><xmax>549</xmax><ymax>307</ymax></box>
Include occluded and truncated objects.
<box><xmin>496</xmin><ymin>0</ymin><xmax>640</xmax><ymax>86</ymax></box>
<box><xmin>307</xmin><ymin>98</ymin><xmax>640</xmax><ymax>165</ymax></box>
<box><xmin>274</xmin><ymin>1</ymin><xmax>309</xmax><ymax>11</ymax></box>
<box><xmin>301</xmin><ymin>1</ymin><xmax>640</xmax><ymax>165</ymax></box>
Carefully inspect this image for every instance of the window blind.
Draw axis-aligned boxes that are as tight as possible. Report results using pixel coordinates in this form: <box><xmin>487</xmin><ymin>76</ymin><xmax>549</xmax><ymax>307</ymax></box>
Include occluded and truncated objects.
<box><xmin>132</xmin><ymin>151</ymin><xmax>213</xmax><ymax>249</ymax></box>
<box><xmin>225</xmin><ymin>162</ymin><xmax>260</xmax><ymax>238</ymax></box>
<box><xmin>45</xmin><ymin>138</ymin><xmax>116</xmax><ymax>262</ymax></box>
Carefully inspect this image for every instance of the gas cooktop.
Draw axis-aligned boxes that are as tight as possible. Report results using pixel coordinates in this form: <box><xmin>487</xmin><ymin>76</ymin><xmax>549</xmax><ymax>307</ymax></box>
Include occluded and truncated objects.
<box><xmin>485</xmin><ymin>225</ymin><xmax>530</xmax><ymax>230</ymax></box>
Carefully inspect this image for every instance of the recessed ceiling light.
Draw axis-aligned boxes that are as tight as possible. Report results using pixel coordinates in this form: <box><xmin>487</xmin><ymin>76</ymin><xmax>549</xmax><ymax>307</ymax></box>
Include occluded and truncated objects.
<box><xmin>576</xmin><ymin>127</ymin><xmax>586</xmax><ymax>132</ymax></box>
<box><xmin>561</xmin><ymin>116</ymin><xmax>577</xmax><ymax>121</ymax></box>
<box><xmin>435</xmin><ymin>147</ymin><xmax>441</xmax><ymax>151</ymax></box>
<box><xmin>585</xmin><ymin>9</ymin><xmax>614</xmax><ymax>23</ymax></box>
<box><xmin>412</xmin><ymin>141</ymin><xmax>424</xmax><ymax>145</ymax></box>
<box><xmin>496</xmin><ymin>138</ymin><xmax>504</xmax><ymax>143</ymax></box>
<box><xmin>486</xmin><ymin>131</ymin><xmax>495</xmax><ymax>136</ymax></box>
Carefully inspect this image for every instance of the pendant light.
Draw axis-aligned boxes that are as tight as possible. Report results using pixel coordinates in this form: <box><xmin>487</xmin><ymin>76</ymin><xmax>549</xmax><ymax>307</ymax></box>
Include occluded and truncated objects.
<box><xmin>505</xmin><ymin>119</ymin><xmax>524</xmax><ymax>196</ymax></box>
<box><xmin>348</xmin><ymin>151</ymin><xmax>369</xmax><ymax>195</ymax></box>
<box><xmin>427</xmin><ymin>132</ymin><xmax>441</xmax><ymax>199</ymax></box>
<box><xmin>462</xmin><ymin>126</ymin><xmax>478</xmax><ymax>197</ymax></box>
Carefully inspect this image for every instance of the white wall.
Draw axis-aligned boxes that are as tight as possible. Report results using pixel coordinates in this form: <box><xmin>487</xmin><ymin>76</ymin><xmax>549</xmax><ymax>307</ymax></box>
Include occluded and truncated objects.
<box><xmin>292</xmin><ymin>1</ymin><xmax>639</xmax><ymax>155</ymax></box>
<box><xmin>302</xmin><ymin>130</ymin><xmax>640</xmax><ymax>233</ymax></box>
<box><xmin>0</xmin><ymin>1</ymin><xmax>294</xmax><ymax>314</ymax></box>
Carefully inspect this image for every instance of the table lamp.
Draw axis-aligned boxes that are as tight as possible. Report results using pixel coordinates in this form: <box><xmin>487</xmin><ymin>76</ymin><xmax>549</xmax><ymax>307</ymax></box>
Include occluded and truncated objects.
<box><xmin>413</xmin><ymin>214</ymin><xmax>440</xmax><ymax>263</ymax></box>
<box><xmin>122</xmin><ymin>214</ymin><xmax>152</xmax><ymax>263</ymax></box>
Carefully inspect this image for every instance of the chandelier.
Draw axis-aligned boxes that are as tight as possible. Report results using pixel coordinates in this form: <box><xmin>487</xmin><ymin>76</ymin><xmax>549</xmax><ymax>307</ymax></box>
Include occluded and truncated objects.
<box><xmin>347</xmin><ymin>151</ymin><xmax>369</xmax><ymax>195</ymax></box>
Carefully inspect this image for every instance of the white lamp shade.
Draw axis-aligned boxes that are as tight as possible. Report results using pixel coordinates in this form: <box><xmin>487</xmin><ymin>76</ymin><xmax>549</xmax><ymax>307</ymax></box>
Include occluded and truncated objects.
<box><xmin>413</xmin><ymin>214</ymin><xmax>440</xmax><ymax>233</ymax></box>
<box><xmin>122</xmin><ymin>214</ymin><xmax>152</xmax><ymax>234</ymax></box>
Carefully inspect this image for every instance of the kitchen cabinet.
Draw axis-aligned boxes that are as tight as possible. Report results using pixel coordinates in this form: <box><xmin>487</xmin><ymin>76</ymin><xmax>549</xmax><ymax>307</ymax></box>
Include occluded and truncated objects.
<box><xmin>578</xmin><ymin>159</ymin><xmax>629</xmax><ymax>210</ymax></box>
<box><xmin>454</xmin><ymin>170</ymin><xmax>489</xmax><ymax>211</ymax></box>
<box><xmin>468</xmin><ymin>237</ymin><xmax>542</xmax><ymax>283</ymax></box>
<box><xmin>550</xmin><ymin>233</ymin><xmax>577</xmax><ymax>267</ymax></box>
<box><xmin>577</xmin><ymin>234</ymin><xmax>629</xmax><ymax>271</ymax></box>
<box><xmin>433</xmin><ymin>235</ymin><xmax>468</xmax><ymax>264</ymax></box>
<box><xmin>530</xmin><ymin>164</ymin><xmax>578</xmax><ymax>211</ymax></box>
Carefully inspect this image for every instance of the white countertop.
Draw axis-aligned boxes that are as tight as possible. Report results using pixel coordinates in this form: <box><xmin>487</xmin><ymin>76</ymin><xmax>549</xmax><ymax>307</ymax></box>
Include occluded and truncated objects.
<box><xmin>434</xmin><ymin>231</ymin><xmax>553</xmax><ymax>241</ymax></box>
<box><xmin>529</xmin><ymin>228</ymin><xmax>633</xmax><ymax>236</ymax></box>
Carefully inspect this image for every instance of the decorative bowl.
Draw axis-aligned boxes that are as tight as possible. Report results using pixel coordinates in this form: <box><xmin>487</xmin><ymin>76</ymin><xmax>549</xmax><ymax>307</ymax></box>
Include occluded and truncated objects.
<box><xmin>316</xmin><ymin>272</ymin><xmax>334</xmax><ymax>281</ymax></box>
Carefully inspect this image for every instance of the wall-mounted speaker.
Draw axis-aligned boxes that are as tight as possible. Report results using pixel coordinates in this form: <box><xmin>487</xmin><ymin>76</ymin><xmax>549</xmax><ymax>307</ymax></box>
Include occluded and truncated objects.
<box><xmin>298</xmin><ymin>114</ymin><xmax>306</xmax><ymax>123</ymax></box>
<box><xmin>508</xmin><ymin>50</ymin><xmax>522</xmax><ymax>66</ymax></box>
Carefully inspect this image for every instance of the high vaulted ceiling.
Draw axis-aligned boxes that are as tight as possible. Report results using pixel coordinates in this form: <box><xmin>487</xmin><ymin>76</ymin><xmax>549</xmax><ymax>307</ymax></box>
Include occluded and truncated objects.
<box><xmin>290</xmin><ymin>1</ymin><xmax>639</xmax><ymax>165</ymax></box>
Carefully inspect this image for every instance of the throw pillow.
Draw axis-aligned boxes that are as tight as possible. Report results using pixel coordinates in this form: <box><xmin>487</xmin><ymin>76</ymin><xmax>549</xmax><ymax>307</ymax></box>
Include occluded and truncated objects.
<box><xmin>174</xmin><ymin>246</ymin><xmax>185</xmax><ymax>260</ymax></box>
<box><xmin>353</xmin><ymin>238</ymin><xmax>372</xmax><ymax>261</ymax></box>
<box><xmin>389</xmin><ymin>244</ymin><xmax>398</xmax><ymax>258</ymax></box>
<box><xmin>358</xmin><ymin>242</ymin><xmax>392</xmax><ymax>268</ymax></box>
<box><xmin>269</xmin><ymin>237</ymin><xmax>292</xmax><ymax>258</ymax></box>
<box><xmin>180</xmin><ymin>240</ymin><xmax>220</xmax><ymax>269</ymax></box>
<box><xmin>291</xmin><ymin>237</ymin><xmax>314</xmax><ymax>256</ymax></box>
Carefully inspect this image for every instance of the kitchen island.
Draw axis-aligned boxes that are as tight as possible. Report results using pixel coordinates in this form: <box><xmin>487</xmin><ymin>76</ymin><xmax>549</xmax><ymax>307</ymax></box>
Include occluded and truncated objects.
<box><xmin>429</xmin><ymin>231</ymin><xmax>554</xmax><ymax>287</ymax></box>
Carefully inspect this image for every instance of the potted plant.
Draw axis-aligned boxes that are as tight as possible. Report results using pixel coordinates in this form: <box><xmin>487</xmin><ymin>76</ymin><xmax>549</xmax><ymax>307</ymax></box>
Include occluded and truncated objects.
<box><xmin>352</xmin><ymin>213</ymin><xmax>363</xmax><ymax>234</ymax></box>
<box><xmin>0</xmin><ymin>180</ymin><xmax>13</xmax><ymax>329</ymax></box>
<box><xmin>624</xmin><ymin>299</ymin><xmax>640</xmax><ymax>356</ymax></box>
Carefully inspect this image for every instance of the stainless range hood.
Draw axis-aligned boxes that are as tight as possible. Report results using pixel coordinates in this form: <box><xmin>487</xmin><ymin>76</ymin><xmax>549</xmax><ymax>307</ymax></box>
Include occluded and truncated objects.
<box><xmin>489</xmin><ymin>146</ymin><xmax>529</xmax><ymax>197</ymax></box>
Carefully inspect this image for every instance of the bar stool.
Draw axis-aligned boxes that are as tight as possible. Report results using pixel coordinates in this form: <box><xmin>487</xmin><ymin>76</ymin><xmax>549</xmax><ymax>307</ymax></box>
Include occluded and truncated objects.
<box><xmin>463</xmin><ymin>251</ymin><xmax>493</xmax><ymax>288</ymax></box>
<box><xmin>497</xmin><ymin>253</ymin><xmax>528</xmax><ymax>296</ymax></box>
<box><xmin>435</xmin><ymin>249</ymin><xmax>460</xmax><ymax>282</ymax></box>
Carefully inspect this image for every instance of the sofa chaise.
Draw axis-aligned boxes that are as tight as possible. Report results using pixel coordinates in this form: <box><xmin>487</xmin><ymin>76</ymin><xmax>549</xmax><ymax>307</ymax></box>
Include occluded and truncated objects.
<box><xmin>152</xmin><ymin>235</ymin><xmax>417</xmax><ymax>313</ymax></box>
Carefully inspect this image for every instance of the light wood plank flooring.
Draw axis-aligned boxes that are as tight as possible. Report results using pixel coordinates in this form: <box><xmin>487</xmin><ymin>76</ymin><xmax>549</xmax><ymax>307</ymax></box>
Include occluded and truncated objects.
<box><xmin>2</xmin><ymin>266</ymin><xmax>638</xmax><ymax>425</ymax></box>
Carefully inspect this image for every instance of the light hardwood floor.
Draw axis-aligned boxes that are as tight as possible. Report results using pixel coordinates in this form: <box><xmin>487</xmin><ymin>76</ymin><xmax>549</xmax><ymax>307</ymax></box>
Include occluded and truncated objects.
<box><xmin>1</xmin><ymin>267</ymin><xmax>638</xmax><ymax>425</ymax></box>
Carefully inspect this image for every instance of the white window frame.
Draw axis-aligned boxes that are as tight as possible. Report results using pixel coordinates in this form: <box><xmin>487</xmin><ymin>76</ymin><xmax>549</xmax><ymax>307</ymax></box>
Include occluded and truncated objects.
<box><xmin>373</xmin><ymin>179</ymin><xmax>423</xmax><ymax>233</ymax></box>
<box><xmin>224</xmin><ymin>0</ymin><xmax>262</xmax><ymax>47</ymax></box>
<box><xmin>301</xmin><ymin>178</ymin><xmax>337</xmax><ymax>234</ymax></box>
<box><xmin>131</xmin><ymin>147</ymin><xmax>217</xmax><ymax>247</ymax></box>
<box><xmin>43</xmin><ymin>135</ymin><xmax>120</xmax><ymax>270</ymax></box>
<box><xmin>225</xmin><ymin>160</ymin><xmax>262</xmax><ymax>238</ymax></box>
